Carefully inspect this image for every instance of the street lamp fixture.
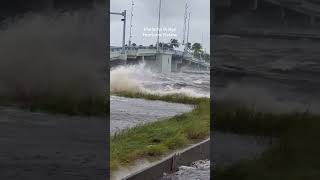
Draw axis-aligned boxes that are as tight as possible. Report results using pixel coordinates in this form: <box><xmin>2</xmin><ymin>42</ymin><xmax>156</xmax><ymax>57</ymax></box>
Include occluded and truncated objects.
<box><xmin>110</xmin><ymin>10</ymin><xmax>127</xmax><ymax>54</ymax></box>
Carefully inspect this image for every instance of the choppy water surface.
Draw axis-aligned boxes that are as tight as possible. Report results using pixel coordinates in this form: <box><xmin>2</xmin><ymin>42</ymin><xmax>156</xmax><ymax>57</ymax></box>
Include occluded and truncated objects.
<box><xmin>110</xmin><ymin>63</ymin><xmax>210</xmax><ymax>97</ymax></box>
<box><xmin>110</xmin><ymin>63</ymin><xmax>210</xmax><ymax>135</ymax></box>
<box><xmin>213</xmin><ymin>36</ymin><xmax>320</xmax><ymax>113</ymax></box>
<box><xmin>110</xmin><ymin>64</ymin><xmax>210</xmax><ymax>178</ymax></box>
<box><xmin>110</xmin><ymin>96</ymin><xmax>193</xmax><ymax>134</ymax></box>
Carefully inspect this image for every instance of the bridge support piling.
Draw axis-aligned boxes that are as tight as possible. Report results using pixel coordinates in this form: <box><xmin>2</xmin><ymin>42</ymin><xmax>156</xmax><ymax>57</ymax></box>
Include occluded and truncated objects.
<box><xmin>44</xmin><ymin>0</ymin><xmax>54</xmax><ymax>11</ymax></box>
<box><xmin>280</xmin><ymin>7</ymin><xmax>287</xmax><ymax>26</ymax></box>
<box><xmin>156</xmin><ymin>53</ymin><xmax>172</xmax><ymax>74</ymax></box>
<box><xmin>172</xmin><ymin>61</ymin><xmax>178</xmax><ymax>72</ymax></box>
<box><xmin>253</xmin><ymin>0</ymin><xmax>258</xmax><ymax>10</ymax></box>
<box><xmin>310</xmin><ymin>16</ymin><xmax>316</xmax><ymax>26</ymax></box>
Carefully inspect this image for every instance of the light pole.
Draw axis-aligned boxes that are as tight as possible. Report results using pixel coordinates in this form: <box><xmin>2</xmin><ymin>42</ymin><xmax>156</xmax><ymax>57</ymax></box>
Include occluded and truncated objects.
<box><xmin>129</xmin><ymin>0</ymin><xmax>134</xmax><ymax>47</ymax></box>
<box><xmin>156</xmin><ymin>0</ymin><xmax>162</xmax><ymax>53</ymax></box>
<box><xmin>182</xmin><ymin>3</ymin><xmax>188</xmax><ymax>46</ymax></box>
<box><xmin>110</xmin><ymin>10</ymin><xmax>127</xmax><ymax>54</ymax></box>
<box><xmin>186</xmin><ymin>12</ymin><xmax>191</xmax><ymax>52</ymax></box>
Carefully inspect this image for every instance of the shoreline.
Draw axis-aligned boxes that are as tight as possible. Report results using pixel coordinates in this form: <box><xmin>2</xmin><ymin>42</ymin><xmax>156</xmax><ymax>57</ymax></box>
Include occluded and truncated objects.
<box><xmin>110</xmin><ymin>92</ymin><xmax>210</xmax><ymax>172</ymax></box>
<box><xmin>213</xmin><ymin>101</ymin><xmax>320</xmax><ymax>179</ymax></box>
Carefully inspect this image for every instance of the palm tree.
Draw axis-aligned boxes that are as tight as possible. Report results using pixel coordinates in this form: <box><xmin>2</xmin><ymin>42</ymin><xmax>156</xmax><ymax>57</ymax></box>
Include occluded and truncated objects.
<box><xmin>169</xmin><ymin>39</ymin><xmax>179</xmax><ymax>49</ymax></box>
<box><xmin>203</xmin><ymin>53</ymin><xmax>210</xmax><ymax>62</ymax></box>
<box><xmin>186</xmin><ymin>42</ymin><xmax>191</xmax><ymax>50</ymax></box>
<box><xmin>158</xmin><ymin>42</ymin><xmax>162</xmax><ymax>48</ymax></box>
<box><xmin>163</xmin><ymin>43</ymin><xmax>170</xmax><ymax>49</ymax></box>
<box><xmin>191</xmin><ymin>43</ymin><xmax>203</xmax><ymax>57</ymax></box>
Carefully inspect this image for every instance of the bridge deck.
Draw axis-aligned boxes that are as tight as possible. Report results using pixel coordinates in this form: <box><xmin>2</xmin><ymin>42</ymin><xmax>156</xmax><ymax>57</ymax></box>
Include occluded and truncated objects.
<box><xmin>109</xmin><ymin>47</ymin><xmax>210</xmax><ymax>68</ymax></box>
<box><xmin>265</xmin><ymin>0</ymin><xmax>320</xmax><ymax>17</ymax></box>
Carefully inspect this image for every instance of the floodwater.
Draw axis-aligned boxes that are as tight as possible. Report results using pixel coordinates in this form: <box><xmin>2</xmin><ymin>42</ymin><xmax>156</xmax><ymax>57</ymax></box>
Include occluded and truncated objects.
<box><xmin>110</xmin><ymin>63</ymin><xmax>210</xmax><ymax>134</ymax></box>
<box><xmin>161</xmin><ymin>160</ymin><xmax>210</xmax><ymax>180</ymax></box>
<box><xmin>110</xmin><ymin>96</ymin><xmax>193</xmax><ymax>135</ymax></box>
<box><xmin>110</xmin><ymin>63</ymin><xmax>210</xmax><ymax>135</ymax></box>
<box><xmin>110</xmin><ymin>63</ymin><xmax>210</xmax><ymax>98</ymax></box>
<box><xmin>211</xmin><ymin>35</ymin><xmax>320</xmax><ymax>172</ymax></box>
<box><xmin>213</xmin><ymin>35</ymin><xmax>320</xmax><ymax>113</ymax></box>
<box><xmin>110</xmin><ymin>63</ymin><xmax>210</xmax><ymax>178</ymax></box>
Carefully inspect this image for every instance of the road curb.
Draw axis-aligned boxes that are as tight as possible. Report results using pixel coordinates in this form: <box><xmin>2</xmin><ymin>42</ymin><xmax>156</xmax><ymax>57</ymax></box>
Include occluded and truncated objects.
<box><xmin>123</xmin><ymin>138</ymin><xmax>210</xmax><ymax>180</ymax></box>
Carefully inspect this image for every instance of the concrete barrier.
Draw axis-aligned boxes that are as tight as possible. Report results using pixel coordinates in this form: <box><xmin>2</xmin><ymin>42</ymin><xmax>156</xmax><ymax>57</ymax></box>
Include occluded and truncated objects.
<box><xmin>123</xmin><ymin>138</ymin><xmax>210</xmax><ymax>180</ymax></box>
<box><xmin>214</xmin><ymin>29</ymin><xmax>320</xmax><ymax>41</ymax></box>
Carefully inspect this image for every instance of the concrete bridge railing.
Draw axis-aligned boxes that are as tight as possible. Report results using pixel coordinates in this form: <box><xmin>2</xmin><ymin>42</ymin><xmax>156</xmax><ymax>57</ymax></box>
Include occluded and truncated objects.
<box><xmin>109</xmin><ymin>46</ymin><xmax>210</xmax><ymax>68</ymax></box>
<box><xmin>110</xmin><ymin>51</ymin><xmax>123</xmax><ymax>60</ymax></box>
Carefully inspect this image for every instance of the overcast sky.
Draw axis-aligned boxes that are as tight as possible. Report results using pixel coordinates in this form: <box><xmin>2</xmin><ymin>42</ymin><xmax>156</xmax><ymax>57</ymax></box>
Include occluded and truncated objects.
<box><xmin>110</xmin><ymin>0</ymin><xmax>210</xmax><ymax>52</ymax></box>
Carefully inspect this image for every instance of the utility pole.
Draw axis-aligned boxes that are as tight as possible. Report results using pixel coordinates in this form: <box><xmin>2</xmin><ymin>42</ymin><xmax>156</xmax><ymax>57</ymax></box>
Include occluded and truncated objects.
<box><xmin>186</xmin><ymin>12</ymin><xmax>191</xmax><ymax>52</ymax></box>
<box><xmin>110</xmin><ymin>10</ymin><xmax>127</xmax><ymax>54</ymax></box>
<box><xmin>201</xmin><ymin>33</ymin><xmax>203</xmax><ymax>48</ymax></box>
<box><xmin>156</xmin><ymin>0</ymin><xmax>162</xmax><ymax>53</ymax></box>
<box><xmin>182</xmin><ymin>3</ymin><xmax>188</xmax><ymax>46</ymax></box>
<box><xmin>122</xmin><ymin>10</ymin><xmax>127</xmax><ymax>54</ymax></box>
<box><xmin>44</xmin><ymin>0</ymin><xmax>54</xmax><ymax>12</ymax></box>
<box><xmin>201</xmin><ymin>33</ymin><xmax>204</xmax><ymax>61</ymax></box>
<box><xmin>129</xmin><ymin>0</ymin><xmax>134</xmax><ymax>47</ymax></box>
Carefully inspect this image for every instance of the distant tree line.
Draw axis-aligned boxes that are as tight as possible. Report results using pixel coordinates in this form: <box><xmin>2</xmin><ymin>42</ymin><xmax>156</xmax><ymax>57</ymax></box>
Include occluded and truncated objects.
<box><xmin>129</xmin><ymin>39</ymin><xmax>210</xmax><ymax>62</ymax></box>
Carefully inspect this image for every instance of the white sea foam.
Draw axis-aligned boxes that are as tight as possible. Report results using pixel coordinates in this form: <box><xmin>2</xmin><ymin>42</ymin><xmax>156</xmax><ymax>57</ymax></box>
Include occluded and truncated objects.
<box><xmin>110</xmin><ymin>63</ymin><xmax>209</xmax><ymax>98</ymax></box>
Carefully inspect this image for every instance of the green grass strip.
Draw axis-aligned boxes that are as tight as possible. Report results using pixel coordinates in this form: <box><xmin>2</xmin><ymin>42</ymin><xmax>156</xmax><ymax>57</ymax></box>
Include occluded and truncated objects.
<box><xmin>213</xmin><ymin>100</ymin><xmax>320</xmax><ymax>180</ymax></box>
<box><xmin>0</xmin><ymin>95</ymin><xmax>108</xmax><ymax>116</ymax></box>
<box><xmin>110</xmin><ymin>91</ymin><xmax>210</xmax><ymax>171</ymax></box>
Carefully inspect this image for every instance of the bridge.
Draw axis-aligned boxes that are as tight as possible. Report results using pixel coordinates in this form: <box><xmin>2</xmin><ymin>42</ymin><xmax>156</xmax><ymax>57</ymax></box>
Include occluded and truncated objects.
<box><xmin>217</xmin><ymin>0</ymin><xmax>320</xmax><ymax>15</ymax></box>
<box><xmin>265</xmin><ymin>0</ymin><xmax>320</xmax><ymax>22</ymax></box>
<box><xmin>216</xmin><ymin>0</ymin><xmax>320</xmax><ymax>26</ymax></box>
<box><xmin>110</xmin><ymin>46</ymin><xmax>210</xmax><ymax>73</ymax></box>
<box><xmin>0</xmin><ymin>0</ymin><xmax>103</xmax><ymax>21</ymax></box>
<box><xmin>110</xmin><ymin>1</ymin><xmax>210</xmax><ymax>73</ymax></box>
<box><xmin>215</xmin><ymin>0</ymin><xmax>320</xmax><ymax>38</ymax></box>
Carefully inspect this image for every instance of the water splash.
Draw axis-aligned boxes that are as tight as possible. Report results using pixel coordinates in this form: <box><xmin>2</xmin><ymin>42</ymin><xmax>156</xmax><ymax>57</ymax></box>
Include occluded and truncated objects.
<box><xmin>110</xmin><ymin>63</ymin><xmax>209</xmax><ymax>98</ymax></box>
<box><xmin>0</xmin><ymin>6</ymin><xmax>106</xmax><ymax>100</ymax></box>
<box><xmin>161</xmin><ymin>160</ymin><xmax>210</xmax><ymax>180</ymax></box>
<box><xmin>110</xmin><ymin>63</ymin><xmax>152</xmax><ymax>93</ymax></box>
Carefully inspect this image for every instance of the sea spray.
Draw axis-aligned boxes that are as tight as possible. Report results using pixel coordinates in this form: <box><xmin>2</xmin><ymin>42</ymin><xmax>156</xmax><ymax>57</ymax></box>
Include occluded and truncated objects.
<box><xmin>0</xmin><ymin>6</ymin><xmax>107</xmax><ymax>113</ymax></box>
<box><xmin>110</xmin><ymin>63</ymin><xmax>152</xmax><ymax>93</ymax></box>
<box><xmin>110</xmin><ymin>63</ymin><xmax>210</xmax><ymax>98</ymax></box>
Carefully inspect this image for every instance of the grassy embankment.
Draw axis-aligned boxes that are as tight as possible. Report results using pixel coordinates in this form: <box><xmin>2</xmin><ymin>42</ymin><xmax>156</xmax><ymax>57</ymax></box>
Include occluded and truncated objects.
<box><xmin>213</xmin><ymin>100</ymin><xmax>320</xmax><ymax>180</ymax></box>
<box><xmin>0</xmin><ymin>95</ymin><xmax>108</xmax><ymax>116</ymax></box>
<box><xmin>110</xmin><ymin>91</ymin><xmax>210</xmax><ymax>171</ymax></box>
